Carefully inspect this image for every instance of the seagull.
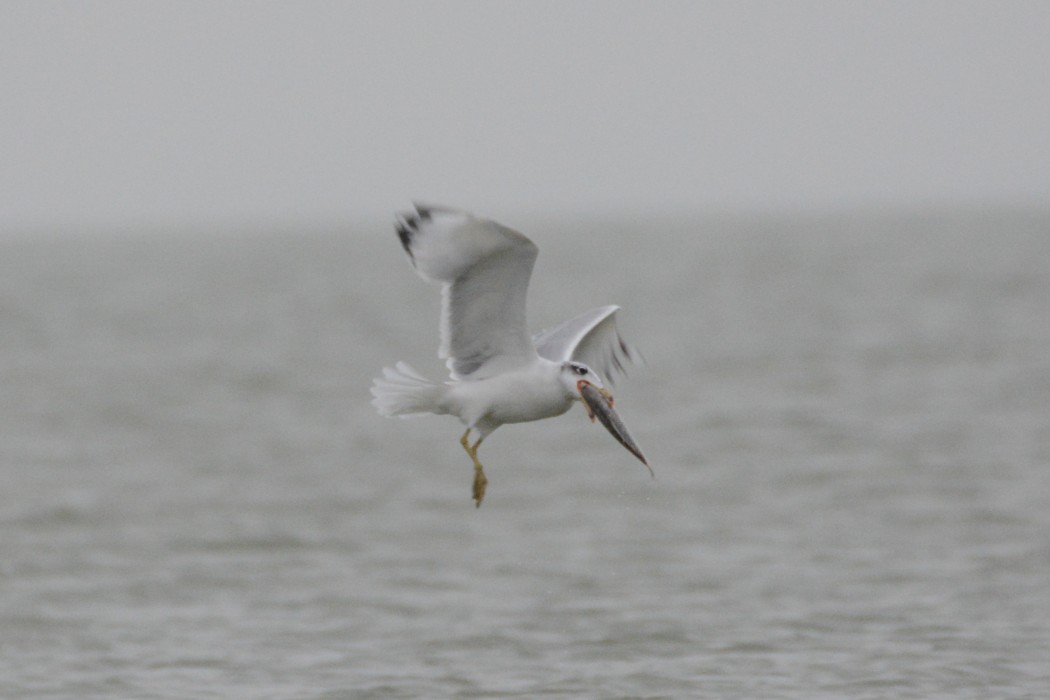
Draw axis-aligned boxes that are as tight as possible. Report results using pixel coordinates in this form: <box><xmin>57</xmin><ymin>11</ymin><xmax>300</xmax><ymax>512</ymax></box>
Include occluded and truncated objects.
<box><xmin>371</xmin><ymin>204</ymin><xmax>651</xmax><ymax>507</ymax></box>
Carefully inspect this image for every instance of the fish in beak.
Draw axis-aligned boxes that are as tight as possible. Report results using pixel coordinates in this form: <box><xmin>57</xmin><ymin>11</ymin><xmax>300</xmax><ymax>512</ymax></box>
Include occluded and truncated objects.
<box><xmin>577</xmin><ymin>381</ymin><xmax>654</xmax><ymax>478</ymax></box>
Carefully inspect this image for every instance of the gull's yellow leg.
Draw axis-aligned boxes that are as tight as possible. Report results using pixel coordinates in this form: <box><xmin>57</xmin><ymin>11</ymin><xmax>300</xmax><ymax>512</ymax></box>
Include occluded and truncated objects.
<box><xmin>460</xmin><ymin>429</ymin><xmax>488</xmax><ymax>507</ymax></box>
<box><xmin>470</xmin><ymin>436</ymin><xmax>485</xmax><ymax>507</ymax></box>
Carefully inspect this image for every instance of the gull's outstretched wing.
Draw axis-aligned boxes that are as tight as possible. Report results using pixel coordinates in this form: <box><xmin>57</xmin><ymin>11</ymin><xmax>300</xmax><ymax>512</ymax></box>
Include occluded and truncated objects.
<box><xmin>533</xmin><ymin>305</ymin><xmax>639</xmax><ymax>386</ymax></box>
<box><xmin>396</xmin><ymin>203</ymin><xmax>539</xmax><ymax>380</ymax></box>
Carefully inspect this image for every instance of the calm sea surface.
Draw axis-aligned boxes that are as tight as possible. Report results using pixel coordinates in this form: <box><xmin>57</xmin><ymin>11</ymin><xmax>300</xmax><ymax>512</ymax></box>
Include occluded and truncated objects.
<box><xmin>2</xmin><ymin>212</ymin><xmax>1049</xmax><ymax>698</ymax></box>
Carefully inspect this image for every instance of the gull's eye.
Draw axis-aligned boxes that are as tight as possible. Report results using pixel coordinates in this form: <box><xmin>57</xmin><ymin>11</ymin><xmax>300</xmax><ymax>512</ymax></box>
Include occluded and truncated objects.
<box><xmin>573</xmin><ymin>365</ymin><xmax>588</xmax><ymax>376</ymax></box>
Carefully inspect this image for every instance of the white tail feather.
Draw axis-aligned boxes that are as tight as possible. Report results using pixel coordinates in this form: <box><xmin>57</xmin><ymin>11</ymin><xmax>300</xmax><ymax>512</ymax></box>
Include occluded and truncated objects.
<box><xmin>370</xmin><ymin>362</ymin><xmax>447</xmax><ymax>418</ymax></box>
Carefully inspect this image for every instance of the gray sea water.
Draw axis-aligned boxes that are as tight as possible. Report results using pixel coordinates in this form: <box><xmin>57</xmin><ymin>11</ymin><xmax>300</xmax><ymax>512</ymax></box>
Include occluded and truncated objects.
<box><xmin>2</xmin><ymin>211</ymin><xmax>1049</xmax><ymax>699</ymax></box>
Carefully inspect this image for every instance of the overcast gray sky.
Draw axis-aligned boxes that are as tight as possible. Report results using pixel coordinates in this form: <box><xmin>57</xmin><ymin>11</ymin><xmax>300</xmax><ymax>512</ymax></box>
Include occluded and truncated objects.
<box><xmin>2</xmin><ymin>1</ymin><xmax>1048</xmax><ymax>231</ymax></box>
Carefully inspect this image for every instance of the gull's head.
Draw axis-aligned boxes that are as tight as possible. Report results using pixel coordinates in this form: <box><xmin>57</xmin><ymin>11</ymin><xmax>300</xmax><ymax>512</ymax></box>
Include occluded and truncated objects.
<box><xmin>559</xmin><ymin>361</ymin><xmax>652</xmax><ymax>477</ymax></box>
<box><xmin>560</xmin><ymin>360</ymin><xmax>610</xmax><ymax>403</ymax></box>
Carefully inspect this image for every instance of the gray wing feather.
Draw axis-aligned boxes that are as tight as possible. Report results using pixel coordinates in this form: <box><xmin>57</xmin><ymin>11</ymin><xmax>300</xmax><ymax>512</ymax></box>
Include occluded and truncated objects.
<box><xmin>533</xmin><ymin>305</ymin><xmax>639</xmax><ymax>386</ymax></box>
<box><xmin>440</xmin><ymin>243</ymin><xmax>537</xmax><ymax>377</ymax></box>
<box><xmin>396</xmin><ymin>204</ymin><xmax>539</xmax><ymax>380</ymax></box>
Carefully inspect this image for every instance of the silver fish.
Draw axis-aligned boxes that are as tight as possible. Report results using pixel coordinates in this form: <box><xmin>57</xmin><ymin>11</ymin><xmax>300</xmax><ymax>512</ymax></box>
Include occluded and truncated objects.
<box><xmin>579</xmin><ymin>382</ymin><xmax>654</xmax><ymax>478</ymax></box>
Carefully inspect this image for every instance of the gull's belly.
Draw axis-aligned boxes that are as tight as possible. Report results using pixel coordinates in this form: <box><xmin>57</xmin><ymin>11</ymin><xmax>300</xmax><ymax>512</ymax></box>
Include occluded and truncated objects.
<box><xmin>484</xmin><ymin>384</ymin><xmax>574</xmax><ymax>425</ymax></box>
<box><xmin>445</xmin><ymin>365</ymin><xmax>573</xmax><ymax>428</ymax></box>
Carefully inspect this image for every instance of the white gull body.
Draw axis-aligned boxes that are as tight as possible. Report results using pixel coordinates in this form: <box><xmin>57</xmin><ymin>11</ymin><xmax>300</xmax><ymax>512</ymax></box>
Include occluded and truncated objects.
<box><xmin>371</xmin><ymin>204</ymin><xmax>649</xmax><ymax>506</ymax></box>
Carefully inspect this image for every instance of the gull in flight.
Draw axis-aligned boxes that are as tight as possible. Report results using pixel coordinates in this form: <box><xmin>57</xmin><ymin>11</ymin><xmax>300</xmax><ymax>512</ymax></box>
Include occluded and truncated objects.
<box><xmin>371</xmin><ymin>204</ymin><xmax>651</xmax><ymax>507</ymax></box>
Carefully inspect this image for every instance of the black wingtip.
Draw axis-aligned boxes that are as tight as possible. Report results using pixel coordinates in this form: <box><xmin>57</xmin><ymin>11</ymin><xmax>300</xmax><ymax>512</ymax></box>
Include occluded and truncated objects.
<box><xmin>395</xmin><ymin>213</ymin><xmax>418</xmax><ymax>262</ymax></box>
<box><xmin>396</xmin><ymin>226</ymin><xmax>413</xmax><ymax>260</ymax></box>
<box><xmin>396</xmin><ymin>203</ymin><xmax>457</xmax><ymax>263</ymax></box>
